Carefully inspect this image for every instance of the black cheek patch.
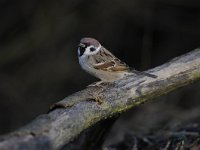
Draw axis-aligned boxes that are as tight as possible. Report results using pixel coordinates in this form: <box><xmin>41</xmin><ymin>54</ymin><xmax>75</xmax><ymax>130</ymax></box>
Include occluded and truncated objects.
<box><xmin>90</xmin><ymin>47</ymin><xmax>96</xmax><ymax>52</ymax></box>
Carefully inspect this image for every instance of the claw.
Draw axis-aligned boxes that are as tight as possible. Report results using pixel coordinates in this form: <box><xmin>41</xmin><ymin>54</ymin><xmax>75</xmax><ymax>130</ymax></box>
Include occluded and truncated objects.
<box><xmin>88</xmin><ymin>96</ymin><xmax>103</xmax><ymax>105</ymax></box>
<box><xmin>87</xmin><ymin>81</ymin><xmax>106</xmax><ymax>88</ymax></box>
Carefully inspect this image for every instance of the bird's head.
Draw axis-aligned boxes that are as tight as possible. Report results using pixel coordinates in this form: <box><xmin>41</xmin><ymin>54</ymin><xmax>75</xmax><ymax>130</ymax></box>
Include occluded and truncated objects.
<box><xmin>78</xmin><ymin>37</ymin><xmax>101</xmax><ymax>57</ymax></box>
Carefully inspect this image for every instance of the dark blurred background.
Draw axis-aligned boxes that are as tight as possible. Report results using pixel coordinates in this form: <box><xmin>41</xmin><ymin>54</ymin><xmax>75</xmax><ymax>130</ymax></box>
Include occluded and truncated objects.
<box><xmin>0</xmin><ymin>0</ymin><xmax>200</xmax><ymax>147</ymax></box>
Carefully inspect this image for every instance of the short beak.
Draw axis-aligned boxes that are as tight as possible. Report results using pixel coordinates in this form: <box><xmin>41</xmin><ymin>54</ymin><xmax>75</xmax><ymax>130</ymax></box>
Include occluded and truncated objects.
<box><xmin>78</xmin><ymin>43</ymin><xmax>85</xmax><ymax>48</ymax></box>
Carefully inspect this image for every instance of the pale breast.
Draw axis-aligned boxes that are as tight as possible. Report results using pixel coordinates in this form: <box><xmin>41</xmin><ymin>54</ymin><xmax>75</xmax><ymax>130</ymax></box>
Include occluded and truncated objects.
<box><xmin>79</xmin><ymin>55</ymin><xmax>99</xmax><ymax>78</ymax></box>
<box><xmin>79</xmin><ymin>55</ymin><xmax>131</xmax><ymax>82</ymax></box>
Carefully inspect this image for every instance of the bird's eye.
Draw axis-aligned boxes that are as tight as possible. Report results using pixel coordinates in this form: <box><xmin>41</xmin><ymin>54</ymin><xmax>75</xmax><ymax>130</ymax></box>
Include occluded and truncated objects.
<box><xmin>90</xmin><ymin>47</ymin><xmax>95</xmax><ymax>52</ymax></box>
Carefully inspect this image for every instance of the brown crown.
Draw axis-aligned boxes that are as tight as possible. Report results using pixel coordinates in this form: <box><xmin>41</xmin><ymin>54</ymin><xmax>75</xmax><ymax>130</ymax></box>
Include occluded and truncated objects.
<box><xmin>80</xmin><ymin>37</ymin><xmax>100</xmax><ymax>47</ymax></box>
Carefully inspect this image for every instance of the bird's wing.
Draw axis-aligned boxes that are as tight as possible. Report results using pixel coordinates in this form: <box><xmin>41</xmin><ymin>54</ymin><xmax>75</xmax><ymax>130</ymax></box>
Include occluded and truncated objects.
<box><xmin>93</xmin><ymin>48</ymin><xmax>130</xmax><ymax>72</ymax></box>
<box><xmin>92</xmin><ymin>47</ymin><xmax>157</xmax><ymax>78</ymax></box>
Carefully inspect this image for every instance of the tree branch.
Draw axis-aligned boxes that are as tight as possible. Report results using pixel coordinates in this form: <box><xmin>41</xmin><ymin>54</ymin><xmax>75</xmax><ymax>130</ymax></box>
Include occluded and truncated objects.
<box><xmin>0</xmin><ymin>49</ymin><xmax>200</xmax><ymax>150</ymax></box>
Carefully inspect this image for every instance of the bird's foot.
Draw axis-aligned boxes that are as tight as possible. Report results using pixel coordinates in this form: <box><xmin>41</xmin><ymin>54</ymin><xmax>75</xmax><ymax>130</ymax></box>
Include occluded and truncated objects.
<box><xmin>88</xmin><ymin>95</ymin><xmax>104</xmax><ymax>105</ymax></box>
<box><xmin>87</xmin><ymin>81</ymin><xmax>109</xmax><ymax>88</ymax></box>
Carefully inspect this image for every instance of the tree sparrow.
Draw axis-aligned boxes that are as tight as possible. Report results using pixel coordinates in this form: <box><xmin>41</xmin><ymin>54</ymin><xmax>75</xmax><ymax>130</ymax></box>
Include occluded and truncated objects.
<box><xmin>78</xmin><ymin>37</ymin><xmax>157</xmax><ymax>84</ymax></box>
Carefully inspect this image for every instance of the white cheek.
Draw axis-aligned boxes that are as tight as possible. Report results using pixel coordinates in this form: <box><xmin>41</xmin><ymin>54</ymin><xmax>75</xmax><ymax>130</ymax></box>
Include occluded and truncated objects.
<box><xmin>84</xmin><ymin>46</ymin><xmax>92</xmax><ymax>55</ymax></box>
<box><xmin>84</xmin><ymin>44</ymin><xmax>101</xmax><ymax>55</ymax></box>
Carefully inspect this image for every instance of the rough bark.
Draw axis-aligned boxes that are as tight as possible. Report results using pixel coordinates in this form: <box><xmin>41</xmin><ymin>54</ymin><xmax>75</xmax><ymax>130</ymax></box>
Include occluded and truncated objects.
<box><xmin>0</xmin><ymin>49</ymin><xmax>200</xmax><ymax>150</ymax></box>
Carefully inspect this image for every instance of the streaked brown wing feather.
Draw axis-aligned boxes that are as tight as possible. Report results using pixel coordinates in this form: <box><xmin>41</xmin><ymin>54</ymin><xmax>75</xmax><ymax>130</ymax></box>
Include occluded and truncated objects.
<box><xmin>93</xmin><ymin>47</ymin><xmax>131</xmax><ymax>72</ymax></box>
<box><xmin>94</xmin><ymin>59</ymin><xmax>130</xmax><ymax>72</ymax></box>
<box><xmin>93</xmin><ymin>61</ymin><xmax>115</xmax><ymax>71</ymax></box>
<box><xmin>111</xmin><ymin>58</ymin><xmax>130</xmax><ymax>71</ymax></box>
<box><xmin>91</xmin><ymin>47</ymin><xmax>157</xmax><ymax>78</ymax></box>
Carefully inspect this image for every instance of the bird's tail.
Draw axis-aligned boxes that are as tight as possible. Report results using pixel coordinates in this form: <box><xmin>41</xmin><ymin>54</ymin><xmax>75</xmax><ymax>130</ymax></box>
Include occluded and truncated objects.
<box><xmin>131</xmin><ymin>70</ymin><xmax>157</xmax><ymax>78</ymax></box>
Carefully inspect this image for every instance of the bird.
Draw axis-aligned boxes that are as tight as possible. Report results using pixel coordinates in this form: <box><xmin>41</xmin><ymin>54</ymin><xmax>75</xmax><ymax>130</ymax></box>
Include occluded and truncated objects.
<box><xmin>78</xmin><ymin>37</ymin><xmax>157</xmax><ymax>85</ymax></box>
